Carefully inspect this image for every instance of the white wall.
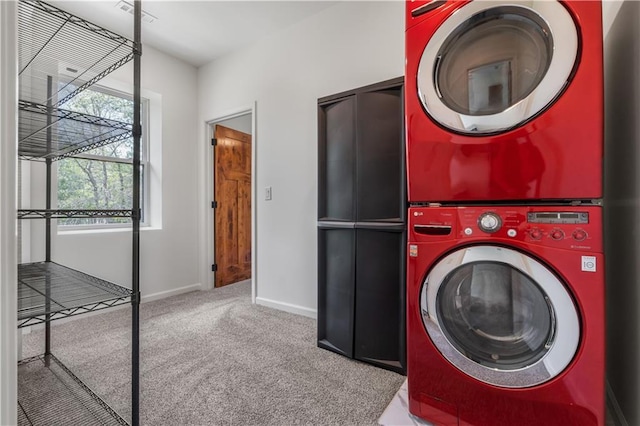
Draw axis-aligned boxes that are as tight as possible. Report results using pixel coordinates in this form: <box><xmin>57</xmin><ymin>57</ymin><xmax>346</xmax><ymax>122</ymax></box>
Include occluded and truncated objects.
<box><xmin>197</xmin><ymin>1</ymin><xmax>404</xmax><ymax>316</ymax></box>
<box><xmin>603</xmin><ymin>2</ymin><xmax>640</xmax><ymax>425</ymax></box>
<box><xmin>0</xmin><ymin>1</ymin><xmax>18</xmax><ymax>423</ymax></box>
<box><xmin>29</xmin><ymin>45</ymin><xmax>201</xmax><ymax>301</ymax></box>
<box><xmin>217</xmin><ymin>114</ymin><xmax>252</xmax><ymax>135</ymax></box>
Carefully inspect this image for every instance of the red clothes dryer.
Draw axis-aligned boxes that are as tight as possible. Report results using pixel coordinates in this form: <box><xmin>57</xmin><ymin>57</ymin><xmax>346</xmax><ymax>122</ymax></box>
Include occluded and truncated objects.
<box><xmin>406</xmin><ymin>205</ymin><xmax>605</xmax><ymax>426</ymax></box>
<box><xmin>405</xmin><ymin>1</ymin><xmax>603</xmax><ymax>203</ymax></box>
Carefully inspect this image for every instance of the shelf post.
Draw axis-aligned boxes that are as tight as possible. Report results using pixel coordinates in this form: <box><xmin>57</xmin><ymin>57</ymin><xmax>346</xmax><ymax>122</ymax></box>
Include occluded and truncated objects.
<box><xmin>132</xmin><ymin>1</ymin><xmax>142</xmax><ymax>425</ymax></box>
<box><xmin>45</xmin><ymin>75</ymin><xmax>53</xmax><ymax>364</ymax></box>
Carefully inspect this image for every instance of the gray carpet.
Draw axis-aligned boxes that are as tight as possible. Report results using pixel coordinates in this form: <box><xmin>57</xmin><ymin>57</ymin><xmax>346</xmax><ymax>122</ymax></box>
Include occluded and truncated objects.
<box><xmin>21</xmin><ymin>281</ymin><xmax>405</xmax><ymax>425</ymax></box>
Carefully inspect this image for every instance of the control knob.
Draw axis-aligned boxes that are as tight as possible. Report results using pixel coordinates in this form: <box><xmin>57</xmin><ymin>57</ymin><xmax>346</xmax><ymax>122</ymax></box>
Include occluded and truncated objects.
<box><xmin>478</xmin><ymin>212</ymin><xmax>502</xmax><ymax>233</ymax></box>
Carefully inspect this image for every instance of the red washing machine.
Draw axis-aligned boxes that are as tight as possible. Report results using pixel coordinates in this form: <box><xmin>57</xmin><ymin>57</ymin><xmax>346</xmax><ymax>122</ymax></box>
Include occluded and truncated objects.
<box><xmin>406</xmin><ymin>205</ymin><xmax>605</xmax><ymax>426</ymax></box>
<box><xmin>405</xmin><ymin>1</ymin><xmax>603</xmax><ymax>203</ymax></box>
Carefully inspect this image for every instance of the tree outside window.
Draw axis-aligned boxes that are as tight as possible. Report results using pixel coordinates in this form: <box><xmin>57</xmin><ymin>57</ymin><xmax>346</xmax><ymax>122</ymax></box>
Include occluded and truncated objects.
<box><xmin>57</xmin><ymin>86</ymin><xmax>146</xmax><ymax>226</ymax></box>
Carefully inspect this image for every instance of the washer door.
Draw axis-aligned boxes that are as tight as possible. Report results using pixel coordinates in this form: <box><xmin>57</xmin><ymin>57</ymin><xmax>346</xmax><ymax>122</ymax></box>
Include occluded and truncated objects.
<box><xmin>420</xmin><ymin>246</ymin><xmax>579</xmax><ymax>388</ymax></box>
<box><xmin>418</xmin><ymin>1</ymin><xmax>578</xmax><ymax>134</ymax></box>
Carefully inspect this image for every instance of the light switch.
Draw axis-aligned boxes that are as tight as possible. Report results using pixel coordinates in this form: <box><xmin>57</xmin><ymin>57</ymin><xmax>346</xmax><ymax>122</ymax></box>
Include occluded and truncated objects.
<box><xmin>265</xmin><ymin>186</ymin><xmax>272</xmax><ymax>201</ymax></box>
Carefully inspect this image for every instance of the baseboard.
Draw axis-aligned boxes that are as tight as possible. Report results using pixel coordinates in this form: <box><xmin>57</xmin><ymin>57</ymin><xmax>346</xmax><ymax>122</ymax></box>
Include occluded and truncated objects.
<box><xmin>255</xmin><ymin>296</ymin><xmax>317</xmax><ymax>319</ymax></box>
<box><xmin>141</xmin><ymin>283</ymin><xmax>202</xmax><ymax>303</ymax></box>
<box><xmin>606</xmin><ymin>379</ymin><xmax>629</xmax><ymax>426</ymax></box>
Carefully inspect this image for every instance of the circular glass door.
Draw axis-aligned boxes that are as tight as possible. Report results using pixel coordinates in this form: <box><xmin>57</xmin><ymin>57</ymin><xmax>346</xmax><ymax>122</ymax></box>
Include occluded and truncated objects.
<box><xmin>420</xmin><ymin>246</ymin><xmax>579</xmax><ymax>388</ymax></box>
<box><xmin>417</xmin><ymin>1</ymin><xmax>578</xmax><ymax>134</ymax></box>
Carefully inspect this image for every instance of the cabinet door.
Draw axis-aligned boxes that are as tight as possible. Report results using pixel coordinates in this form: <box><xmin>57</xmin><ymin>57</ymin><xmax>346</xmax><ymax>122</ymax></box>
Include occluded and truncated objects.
<box><xmin>354</xmin><ymin>227</ymin><xmax>406</xmax><ymax>373</ymax></box>
<box><xmin>318</xmin><ymin>96</ymin><xmax>356</xmax><ymax>221</ymax></box>
<box><xmin>317</xmin><ymin>227</ymin><xmax>355</xmax><ymax>357</ymax></box>
<box><xmin>356</xmin><ymin>88</ymin><xmax>404</xmax><ymax>222</ymax></box>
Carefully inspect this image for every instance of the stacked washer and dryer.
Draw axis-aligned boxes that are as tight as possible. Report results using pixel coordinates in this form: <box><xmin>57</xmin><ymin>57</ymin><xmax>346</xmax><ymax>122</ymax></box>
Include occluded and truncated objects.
<box><xmin>404</xmin><ymin>1</ymin><xmax>605</xmax><ymax>425</ymax></box>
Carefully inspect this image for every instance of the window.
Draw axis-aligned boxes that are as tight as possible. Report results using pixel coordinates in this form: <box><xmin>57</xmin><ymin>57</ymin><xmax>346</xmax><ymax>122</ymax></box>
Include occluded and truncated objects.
<box><xmin>57</xmin><ymin>85</ymin><xmax>149</xmax><ymax>227</ymax></box>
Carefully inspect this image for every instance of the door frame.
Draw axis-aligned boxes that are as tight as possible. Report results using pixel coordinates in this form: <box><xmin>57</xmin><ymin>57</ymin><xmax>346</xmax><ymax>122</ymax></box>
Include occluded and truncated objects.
<box><xmin>202</xmin><ymin>103</ymin><xmax>257</xmax><ymax>302</ymax></box>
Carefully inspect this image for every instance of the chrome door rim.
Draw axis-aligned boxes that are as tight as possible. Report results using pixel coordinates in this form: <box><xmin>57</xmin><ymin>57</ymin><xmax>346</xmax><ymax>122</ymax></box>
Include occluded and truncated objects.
<box><xmin>420</xmin><ymin>245</ymin><xmax>580</xmax><ymax>388</ymax></box>
<box><xmin>417</xmin><ymin>0</ymin><xmax>578</xmax><ymax>134</ymax></box>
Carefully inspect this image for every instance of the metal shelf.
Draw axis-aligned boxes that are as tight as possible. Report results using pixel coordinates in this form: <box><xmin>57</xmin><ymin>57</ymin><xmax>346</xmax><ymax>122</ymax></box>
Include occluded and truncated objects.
<box><xmin>18</xmin><ymin>262</ymin><xmax>132</xmax><ymax>328</ymax></box>
<box><xmin>18</xmin><ymin>209</ymin><xmax>133</xmax><ymax>220</ymax></box>
<box><xmin>18</xmin><ymin>100</ymin><xmax>132</xmax><ymax>161</ymax></box>
<box><xmin>18</xmin><ymin>354</ymin><xmax>127</xmax><ymax>426</ymax></box>
<box><xmin>18</xmin><ymin>0</ymin><xmax>134</xmax><ymax>107</ymax></box>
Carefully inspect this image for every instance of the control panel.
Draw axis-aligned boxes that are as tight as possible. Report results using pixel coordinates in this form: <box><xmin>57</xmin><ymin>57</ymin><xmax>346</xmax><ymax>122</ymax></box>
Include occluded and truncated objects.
<box><xmin>410</xmin><ymin>205</ymin><xmax>602</xmax><ymax>252</ymax></box>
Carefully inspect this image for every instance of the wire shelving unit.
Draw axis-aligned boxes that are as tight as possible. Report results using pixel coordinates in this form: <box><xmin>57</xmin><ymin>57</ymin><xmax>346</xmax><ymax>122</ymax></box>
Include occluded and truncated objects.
<box><xmin>16</xmin><ymin>0</ymin><xmax>142</xmax><ymax>424</ymax></box>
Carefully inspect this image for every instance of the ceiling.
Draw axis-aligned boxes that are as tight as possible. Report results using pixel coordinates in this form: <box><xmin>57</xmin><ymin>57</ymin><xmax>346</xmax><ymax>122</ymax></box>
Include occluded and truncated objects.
<box><xmin>50</xmin><ymin>1</ymin><xmax>339</xmax><ymax>67</ymax></box>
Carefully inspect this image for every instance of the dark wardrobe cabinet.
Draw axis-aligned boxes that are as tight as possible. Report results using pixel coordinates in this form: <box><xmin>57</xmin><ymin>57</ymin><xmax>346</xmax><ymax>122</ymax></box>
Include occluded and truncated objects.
<box><xmin>317</xmin><ymin>77</ymin><xmax>406</xmax><ymax>374</ymax></box>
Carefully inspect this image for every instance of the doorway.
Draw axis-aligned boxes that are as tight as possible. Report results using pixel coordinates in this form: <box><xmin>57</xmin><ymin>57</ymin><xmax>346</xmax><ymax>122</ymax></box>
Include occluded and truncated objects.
<box><xmin>212</xmin><ymin>114</ymin><xmax>253</xmax><ymax>288</ymax></box>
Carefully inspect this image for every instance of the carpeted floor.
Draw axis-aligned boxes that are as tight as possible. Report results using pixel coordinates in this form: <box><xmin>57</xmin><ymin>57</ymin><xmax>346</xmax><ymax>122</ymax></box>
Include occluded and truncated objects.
<box><xmin>21</xmin><ymin>281</ymin><xmax>405</xmax><ymax>425</ymax></box>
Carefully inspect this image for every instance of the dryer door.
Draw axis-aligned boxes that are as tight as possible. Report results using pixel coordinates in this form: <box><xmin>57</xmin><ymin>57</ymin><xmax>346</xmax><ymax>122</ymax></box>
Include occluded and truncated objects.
<box><xmin>417</xmin><ymin>1</ymin><xmax>578</xmax><ymax>134</ymax></box>
<box><xmin>420</xmin><ymin>245</ymin><xmax>579</xmax><ymax>388</ymax></box>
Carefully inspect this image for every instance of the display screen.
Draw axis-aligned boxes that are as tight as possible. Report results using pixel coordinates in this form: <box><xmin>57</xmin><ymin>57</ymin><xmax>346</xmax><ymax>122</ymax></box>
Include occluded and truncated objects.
<box><xmin>527</xmin><ymin>212</ymin><xmax>588</xmax><ymax>224</ymax></box>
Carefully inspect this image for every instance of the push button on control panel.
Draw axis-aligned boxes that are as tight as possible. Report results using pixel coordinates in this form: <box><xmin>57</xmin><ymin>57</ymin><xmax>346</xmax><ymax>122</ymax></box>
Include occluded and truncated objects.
<box><xmin>550</xmin><ymin>229</ymin><xmax>565</xmax><ymax>240</ymax></box>
<box><xmin>572</xmin><ymin>229</ymin><xmax>588</xmax><ymax>241</ymax></box>
<box><xmin>529</xmin><ymin>228</ymin><xmax>543</xmax><ymax>240</ymax></box>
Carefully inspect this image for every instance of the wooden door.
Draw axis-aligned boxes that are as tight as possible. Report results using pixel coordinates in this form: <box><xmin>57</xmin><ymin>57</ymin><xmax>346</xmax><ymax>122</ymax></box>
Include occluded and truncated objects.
<box><xmin>214</xmin><ymin>125</ymin><xmax>251</xmax><ymax>287</ymax></box>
